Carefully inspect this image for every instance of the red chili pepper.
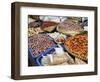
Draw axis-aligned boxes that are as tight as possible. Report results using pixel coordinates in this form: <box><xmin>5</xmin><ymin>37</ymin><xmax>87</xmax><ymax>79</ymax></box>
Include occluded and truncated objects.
<box><xmin>42</xmin><ymin>21</ymin><xmax>57</xmax><ymax>27</ymax></box>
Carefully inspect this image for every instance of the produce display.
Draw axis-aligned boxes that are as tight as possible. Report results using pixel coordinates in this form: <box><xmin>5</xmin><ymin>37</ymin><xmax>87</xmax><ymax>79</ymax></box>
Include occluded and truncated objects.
<box><xmin>28</xmin><ymin>15</ymin><xmax>88</xmax><ymax>66</ymax></box>
<box><xmin>57</xmin><ymin>20</ymin><xmax>84</xmax><ymax>36</ymax></box>
<box><xmin>48</xmin><ymin>32</ymin><xmax>66</xmax><ymax>44</ymax></box>
<box><xmin>64</xmin><ymin>34</ymin><xmax>87</xmax><ymax>61</ymax></box>
<box><xmin>28</xmin><ymin>34</ymin><xmax>55</xmax><ymax>55</ymax></box>
<box><xmin>28</xmin><ymin>20</ymin><xmax>43</xmax><ymax>37</ymax></box>
<box><xmin>28</xmin><ymin>27</ymin><xmax>43</xmax><ymax>37</ymax></box>
<box><xmin>41</xmin><ymin>21</ymin><xmax>57</xmax><ymax>32</ymax></box>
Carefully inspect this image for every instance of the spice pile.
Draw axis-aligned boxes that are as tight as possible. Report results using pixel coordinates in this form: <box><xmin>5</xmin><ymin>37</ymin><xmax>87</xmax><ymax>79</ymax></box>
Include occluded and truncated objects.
<box><xmin>42</xmin><ymin>21</ymin><xmax>57</xmax><ymax>32</ymax></box>
<box><xmin>57</xmin><ymin>20</ymin><xmax>84</xmax><ymax>35</ymax></box>
<box><xmin>28</xmin><ymin>34</ymin><xmax>55</xmax><ymax>55</ymax></box>
<box><xmin>64</xmin><ymin>34</ymin><xmax>88</xmax><ymax>60</ymax></box>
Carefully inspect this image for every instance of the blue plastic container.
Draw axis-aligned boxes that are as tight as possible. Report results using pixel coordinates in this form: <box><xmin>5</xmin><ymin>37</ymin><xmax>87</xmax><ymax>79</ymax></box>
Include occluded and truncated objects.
<box><xmin>28</xmin><ymin>45</ymin><xmax>57</xmax><ymax>66</ymax></box>
<box><xmin>28</xmin><ymin>44</ymin><xmax>57</xmax><ymax>58</ymax></box>
<box><xmin>35</xmin><ymin>44</ymin><xmax>65</xmax><ymax>66</ymax></box>
<box><xmin>29</xmin><ymin>44</ymin><xmax>65</xmax><ymax>66</ymax></box>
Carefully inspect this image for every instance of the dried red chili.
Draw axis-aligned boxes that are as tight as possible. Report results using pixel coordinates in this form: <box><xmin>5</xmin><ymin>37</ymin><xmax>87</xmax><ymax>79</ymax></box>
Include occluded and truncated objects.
<box><xmin>42</xmin><ymin>21</ymin><xmax>57</xmax><ymax>27</ymax></box>
<box><xmin>64</xmin><ymin>34</ymin><xmax>88</xmax><ymax>60</ymax></box>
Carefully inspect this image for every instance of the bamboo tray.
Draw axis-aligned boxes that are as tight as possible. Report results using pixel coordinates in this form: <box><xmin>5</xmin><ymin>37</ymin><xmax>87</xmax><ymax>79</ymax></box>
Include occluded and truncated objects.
<box><xmin>64</xmin><ymin>46</ymin><xmax>87</xmax><ymax>61</ymax></box>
